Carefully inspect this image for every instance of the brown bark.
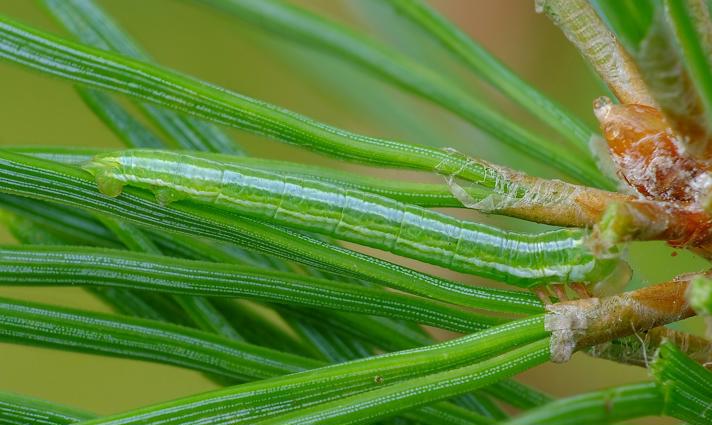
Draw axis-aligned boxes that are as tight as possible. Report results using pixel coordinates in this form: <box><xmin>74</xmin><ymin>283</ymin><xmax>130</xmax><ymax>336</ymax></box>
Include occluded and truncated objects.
<box><xmin>545</xmin><ymin>277</ymin><xmax>697</xmax><ymax>362</ymax></box>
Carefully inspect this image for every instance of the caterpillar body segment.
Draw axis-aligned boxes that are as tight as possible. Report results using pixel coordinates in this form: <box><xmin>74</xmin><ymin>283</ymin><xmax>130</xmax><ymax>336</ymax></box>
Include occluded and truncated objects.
<box><xmin>83</xmin><ymin>150</ymin><xmax>623</xmax><ymax>290</ymax></box>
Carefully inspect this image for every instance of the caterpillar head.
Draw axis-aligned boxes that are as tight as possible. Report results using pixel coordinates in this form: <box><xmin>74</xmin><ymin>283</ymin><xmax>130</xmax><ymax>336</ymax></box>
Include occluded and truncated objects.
<box><xmin>82</xmin><ymin>153</ymin><xmax>125</xmax><ymax>197</ymax></box>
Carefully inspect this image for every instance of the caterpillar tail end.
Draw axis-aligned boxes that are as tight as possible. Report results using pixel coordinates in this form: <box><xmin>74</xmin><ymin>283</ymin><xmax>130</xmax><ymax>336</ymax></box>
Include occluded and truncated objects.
<box><xmin>532</xmin><ymin>263</ymin><xmax>632</xmax><ymax>305</ymax></box>
<box><xmin>591</xmin><ymin>261</ymin><xmax>632</xmax><ymax>297</ymax></box>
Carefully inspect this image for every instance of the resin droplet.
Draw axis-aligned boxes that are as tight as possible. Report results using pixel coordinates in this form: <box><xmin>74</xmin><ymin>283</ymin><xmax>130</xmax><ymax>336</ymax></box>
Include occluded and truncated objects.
<box><xmin>594</xmin><ymin>100</ymin><xmax>709</xmax><ymax>204</ymax></box>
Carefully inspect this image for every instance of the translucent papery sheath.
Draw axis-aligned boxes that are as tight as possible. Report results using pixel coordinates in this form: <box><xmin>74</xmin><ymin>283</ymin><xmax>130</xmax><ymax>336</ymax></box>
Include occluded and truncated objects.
<box><xmin>85</xmin><ymin>150</ymin><xmax>620</xmax><ymax>288</ymax></box>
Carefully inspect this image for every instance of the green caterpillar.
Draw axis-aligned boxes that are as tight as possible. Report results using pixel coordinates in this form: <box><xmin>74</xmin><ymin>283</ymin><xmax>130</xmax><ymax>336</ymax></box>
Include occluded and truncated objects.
<box><xmin>83</xmin><ymin>150</ymin><xmax>622</xmax><ymax>291</ymax></box>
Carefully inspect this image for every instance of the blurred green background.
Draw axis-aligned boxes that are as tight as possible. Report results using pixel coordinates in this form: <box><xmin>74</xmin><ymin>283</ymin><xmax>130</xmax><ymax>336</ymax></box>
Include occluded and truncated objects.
<box><xmin>0</xmin><ymin>1</ymin><xmax>705</xmax><ymax>422</ymax></box>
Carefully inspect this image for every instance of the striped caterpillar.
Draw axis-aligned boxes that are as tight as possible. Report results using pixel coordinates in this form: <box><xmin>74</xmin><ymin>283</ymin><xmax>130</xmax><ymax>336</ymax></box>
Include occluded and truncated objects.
<box><xmin>83</xmin><ymin>150</ymin><xmax>625</xmax><ymax>299</ymax></box>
